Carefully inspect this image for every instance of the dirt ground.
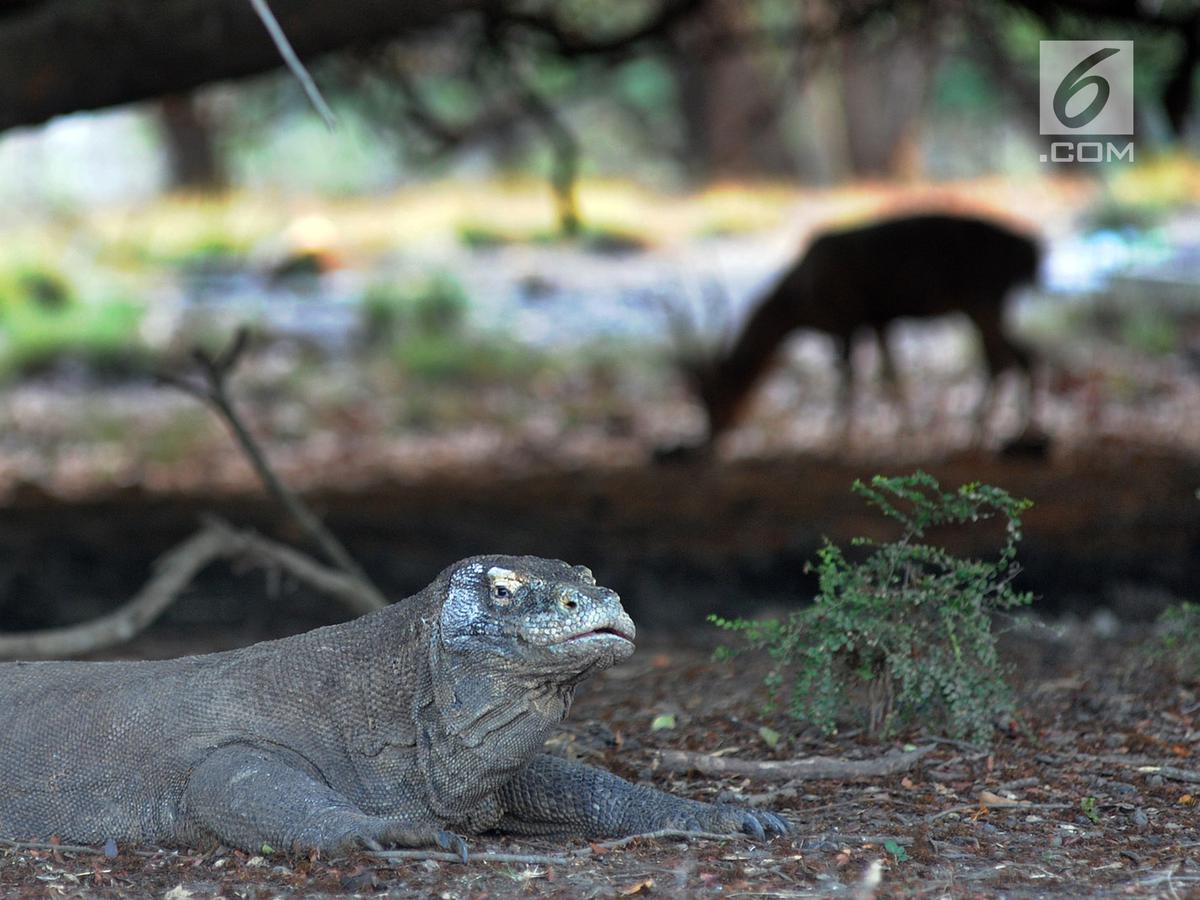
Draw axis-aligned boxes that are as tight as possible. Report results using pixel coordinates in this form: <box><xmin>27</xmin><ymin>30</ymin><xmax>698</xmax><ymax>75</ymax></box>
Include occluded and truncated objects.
<box><xmin>3</xmin><ymin>348</ymin><xmax>1200</xmax><ymax>896</ymax></box>
<box><xmin>1</xmin><ymin>620</ymin><xmax>1198</xmax><ymax>899</ymax></box>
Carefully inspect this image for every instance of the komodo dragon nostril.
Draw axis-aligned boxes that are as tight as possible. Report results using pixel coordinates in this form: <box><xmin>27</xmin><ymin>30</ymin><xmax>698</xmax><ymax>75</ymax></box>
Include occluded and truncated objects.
<box><xmin>560</xmin><ymin>593</ymin><xmax>579</xmax><ymax>611</ymax></box>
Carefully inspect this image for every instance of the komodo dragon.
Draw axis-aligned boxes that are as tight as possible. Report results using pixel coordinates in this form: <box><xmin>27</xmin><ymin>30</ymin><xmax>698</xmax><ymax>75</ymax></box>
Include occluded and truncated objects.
<box><xmin>0</xmin><ymin>555</ymin><xmax>788</xmax><ymax>856</ymax></box>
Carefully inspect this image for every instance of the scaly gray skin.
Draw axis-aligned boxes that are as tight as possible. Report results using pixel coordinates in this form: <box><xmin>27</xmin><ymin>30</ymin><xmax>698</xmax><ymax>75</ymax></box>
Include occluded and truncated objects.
<box><xmin>0</xmin><ymin>555</ymin><xmax>787</xmax><ymax>856</ymax></box>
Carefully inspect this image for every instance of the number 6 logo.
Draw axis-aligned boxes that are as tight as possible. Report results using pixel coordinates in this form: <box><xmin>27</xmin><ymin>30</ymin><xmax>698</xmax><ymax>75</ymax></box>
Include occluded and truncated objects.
<box><xmin>1039</xmin><ymin>41</ymin><xmax>1133</xmax><ymax>136</ymax></box>
<box><xmin>1053</xmin><ymin>47</ymin><xmax>1121</xmax><ymax>128</ymax></box>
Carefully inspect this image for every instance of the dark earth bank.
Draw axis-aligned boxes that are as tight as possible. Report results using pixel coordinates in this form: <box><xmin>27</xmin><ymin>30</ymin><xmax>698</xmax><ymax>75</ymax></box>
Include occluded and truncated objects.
<box><xmin>1</xmin><ymin>449</ymin><xmax>1198</xmax><ymax>639</ymax></box>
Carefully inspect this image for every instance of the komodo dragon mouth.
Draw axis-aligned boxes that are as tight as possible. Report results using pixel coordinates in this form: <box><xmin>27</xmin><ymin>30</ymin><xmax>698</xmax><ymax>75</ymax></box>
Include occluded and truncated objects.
<box><xmin>554</xmin><ymin>623</ymin><xmax>636</xmax><ymax>645</ymax></box>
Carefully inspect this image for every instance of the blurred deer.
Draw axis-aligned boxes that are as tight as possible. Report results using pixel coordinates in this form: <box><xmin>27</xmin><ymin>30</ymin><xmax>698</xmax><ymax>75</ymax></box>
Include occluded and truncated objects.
<box><xmin>688</xmin><ymin>213</ymin><xmax>1041</xmax><ymax>445</ymax></box>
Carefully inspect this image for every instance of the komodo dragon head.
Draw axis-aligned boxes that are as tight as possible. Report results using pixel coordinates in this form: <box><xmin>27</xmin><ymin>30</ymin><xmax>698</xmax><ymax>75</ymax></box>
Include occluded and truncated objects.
<box><xmin>438</xmin><ymin>555</ymin><xmax>636</xmax><ymax>678</ymax></box>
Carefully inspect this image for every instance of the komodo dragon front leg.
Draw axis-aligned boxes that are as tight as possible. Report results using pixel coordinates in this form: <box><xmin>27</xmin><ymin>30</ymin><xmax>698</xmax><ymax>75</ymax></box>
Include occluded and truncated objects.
<box><xmin>497</xmin><ymin>754</ymin><xmax>789</xmax><ymax>839</ymax></box>
<box><xmin>182</xmin><ymin>744</ymin><xmax>468</xmax><ymax>858</ymax></box>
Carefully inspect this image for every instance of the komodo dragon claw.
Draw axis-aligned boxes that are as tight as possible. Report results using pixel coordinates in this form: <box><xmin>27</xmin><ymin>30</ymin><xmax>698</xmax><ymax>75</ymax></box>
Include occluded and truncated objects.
<box><xmin>435</xmin><ymin>830</ymin><xmax>469</xmax><ymax>863</ymax></box>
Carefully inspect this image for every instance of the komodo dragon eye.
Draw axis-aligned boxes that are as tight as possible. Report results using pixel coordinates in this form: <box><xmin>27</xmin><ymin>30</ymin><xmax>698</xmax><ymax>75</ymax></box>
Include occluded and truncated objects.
<box><xmin>487</xmin><ymin>566</ymin><xmax>522</xmax><ymax>606</ymax></box>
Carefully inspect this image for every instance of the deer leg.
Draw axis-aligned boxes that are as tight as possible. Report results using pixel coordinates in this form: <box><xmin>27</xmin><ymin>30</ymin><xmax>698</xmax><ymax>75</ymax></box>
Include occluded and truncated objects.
<box><xmin>973</xmin><ymin>303</ymin><xmax>1033</xmax><ymax>444</ymax></box>
<box><xmin>833</xmin><ymin>334</ymin><xmax>855</xmax><ymax>448</ymax></box>
<box><xmin>875</xmin><ymin>327</ymin><xmax>912</xmax><ymax>435</ymax></box>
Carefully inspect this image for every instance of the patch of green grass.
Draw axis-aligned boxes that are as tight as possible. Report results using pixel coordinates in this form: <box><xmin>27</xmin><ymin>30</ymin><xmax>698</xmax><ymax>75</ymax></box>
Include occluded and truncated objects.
<box><xmin>1084</xmin><ymin>197</ymin><xmax>1167</xmax><ymax>233</ymax></box>
<box><xmin>457</xmin><ymin>219</ymin><xmax>650</xmax><ymax>255</ymax></box>
<box><xmin>457</xmin><ymin>222</ymin><xmax>514</xmax><ymax>250</ymax></box>
<box><xmin>1120</xmin><ymin>306</ymin><xmax>1179</xmax><ymax>357</ymax></box>
<box><xmin>0</xmin><ymin>295</ymin><xmax>147</xmax><ymax>378</ymax></box>
<box><xmin>360</xmin><ymin>272</ymin><xmax>469</xmax><ymax>346</ymax></box>
<box><xmin>141</xmin><ymin>414</ymin><xmax>214</xmax><ymax>465</ymax></box>
<box><xmin>360</xmin><ymin>271</ymin><xmax>547</xmax><ymax>386</ymax></box>
<box><xmin>172</xmin><ymin>236</ymin><xmax>246</xmax><ymax>272</ymax></box>
<box><xmin>391</xmin><ymin>332</ymin><xmax>545</xmax><ymax>386</ymax></box>
<box><xmin>0</xmin><ymin>264</ymin><xmax>148</xmax><ymax>379</ymax></box>
<box><xmin>711</xmin><ymin>472</ymin><xmax>1034</xmax><ymax>745</ymax></box>
<box><xmin>531</xmin><ymin>224</ymin><xmax>650</xmax><ymax>255</ymax></box>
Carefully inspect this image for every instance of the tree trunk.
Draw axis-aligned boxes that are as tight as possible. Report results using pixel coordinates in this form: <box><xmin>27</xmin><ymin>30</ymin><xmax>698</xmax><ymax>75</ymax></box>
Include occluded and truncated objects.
<box><xmin>158</xmin><ymin>95</ymin><xmax>226</xmax><ymax>192</ymax></box>
<box><xmin>836</xmin><ymin>21</ymin><xmax>940</xmax><ymax>178</ymax></box>
<box><xmin>670</xmin><ymin>0</ymin><xmax>794</xmax><ymax>180</ymax></box>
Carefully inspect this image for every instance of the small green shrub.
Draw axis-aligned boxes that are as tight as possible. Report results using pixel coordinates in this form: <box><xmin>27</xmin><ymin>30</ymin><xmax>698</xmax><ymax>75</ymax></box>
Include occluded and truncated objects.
<box><xmin>1120</xmin><ymin>307</ymin><xmax>1178</xmax><ymax>357</ymax></box>
<box><xmin>1085</xmin><ymin>199</ymin><xmax>1165</xmax><ymax>233</ymax></box>
<box><xmin>457</xmin><ymin>222</ymin><xmax>513</xmax><ymax>250</ymax></box>
<box><xmin>531</xmin><ymin>225</ymin><xmax>649</xmax><ymax>255</ymax></box>
<box><xmin>359</xmin><ymin>273</ymin><xmax>469</xmax><ymax>346</ymax></box>
<box><xmin>1153</xmin><ymin>602</ymin><xmax>1200</xmax><ymax>681</ymax></box>
<box><xmin>360</xmin><ymin>272</ymin><xmax>547</xmax><ymax>386</ymax></box>
<box><xmin>0</xmin><ymin>264</ymin><xmax>148</xmax><ymax>378</ymax></box>
<box><xmin>391</xmin><ymin>332</ymin><xmax>543</xmax><ymax>386</ymax></box>
<box><xmin>711</xmin><ymin>472</ymin><xmax>1034</xmax><ymax>745</ymax></box>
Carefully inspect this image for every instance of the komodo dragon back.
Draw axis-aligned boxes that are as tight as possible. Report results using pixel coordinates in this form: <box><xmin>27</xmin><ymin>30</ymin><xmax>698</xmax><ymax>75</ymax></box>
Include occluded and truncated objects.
<box><xmin>0</xmin><ymin>555</ymin><xmax>787</xmax><ymax>856</ymax></box>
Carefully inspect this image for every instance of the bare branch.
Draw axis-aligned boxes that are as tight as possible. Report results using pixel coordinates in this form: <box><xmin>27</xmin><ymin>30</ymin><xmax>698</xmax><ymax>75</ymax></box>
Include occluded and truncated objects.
<box><xmin>488</xmin><ymin>43</ymin><xmax>581</xmax><ymax>235</ymax></box>
<box><xmin>656</xmin><ymin>745</ymin><xmax>935</xmax><ymax>782</ymax></box>
<box><xmin>0</xmin><ymin>518</ymin><xmax>383</xmax><ymax>661</ymax></box>
<box><xmin>0</xmin><ymin>527</ymin><xmax>230</xmax><ymax>660</ymax></box>
<box><xmin>202</xmin><ymin>517</ymin><xmax>383</xmax><ymax>617</ymax></box>
<box><xmin>246</xmin><ymin>0</ymin><xmax>338</xmax><ymax>130</ymax></box>
<box><xmin>0</xmin><ymin>838</ymin><xmax>111</xmax><ymax>856</ymax></box>
<box><xmin>373</xmin><ymin>848</ymin><xmax>573</xmax><ymax>866</ymax></box>
<box><xmin>159</xmin><ymin>328</ymin><xmax>388</xmax><ymax>612</ymax></box>
<box><xmin>371</xmin><ymin>828</ymin><xmax>752</xmax><ymax>867</ymax></box>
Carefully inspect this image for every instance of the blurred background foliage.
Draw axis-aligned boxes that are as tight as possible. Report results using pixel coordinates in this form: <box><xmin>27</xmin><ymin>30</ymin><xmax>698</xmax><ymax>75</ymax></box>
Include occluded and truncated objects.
<box><xmin>0</xmin><ymin>0</ymin><xmax>1199</xmax><ymax>470</ymax></box>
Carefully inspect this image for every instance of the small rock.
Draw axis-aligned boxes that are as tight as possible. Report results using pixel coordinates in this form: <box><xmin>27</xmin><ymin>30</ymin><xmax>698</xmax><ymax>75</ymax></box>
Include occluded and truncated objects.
<box><xmin>1110</xmin><ymin>781</ymin><xmax>1138</xmax><ymax>796</ymax></box>
<box><xmin>1148</xmin><ymin>775</ymin><xmax>1165</xmax><ymax>788</ymax></box>
<box><xmin>1089</xmin><ymin>608</ymin><xmax>1120</xmax><ymax>638</ymax></box>
<box><xmin>1075</xmin><ymin>815</ymin><xmax>1093</xmax><ymax>826</ymax></box>
<box><xmin>1132</xmin><ymin>808</ymin><xmax>1149</xmax><ymax>828</ymax></box>
<box><xmin>340</xmin><ymin>870</ymin><xmax>379</xmax><ymax>892</ymax></box>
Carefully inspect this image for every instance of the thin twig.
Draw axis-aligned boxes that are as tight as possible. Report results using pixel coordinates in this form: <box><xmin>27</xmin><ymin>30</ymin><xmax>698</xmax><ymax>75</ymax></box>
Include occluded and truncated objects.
<box><xmin>0</xmin><ymin>527</ymin><xmax>229</xmax><ymax>660</ymax></box>
<box><xmin>926</xmin><ymin>801</ymin><xmax>1075</xmax><ymax>823</ymax></box>
<box><xmin>794</xmin><ymin>833</ymin><xmax>914</xmax><ymax>846</ymax></box>
<box><xmin>486</xmin><ymin>38</ymin><xmax>580</xmax><ymax>234</ymax></box>
<box><xmin>373</xmin><ymin>849</ymin><xmax>572</xmax><ymax>866</ymax></box>
<box><xmin>591</xmin><ymin>829</ymin><xmax>744</xmax><ymax>850</ymax></box>
<box><xmin>203</xmin><ymin>517</ymin><xmax>383</xmax><ymax>616</ymax></box>
<box><xmin>159</xmin><ymin>329</ymin><xmax>387</xmax><ymax>612</ymax></box>
<box><xmin>0</xmin><ymin>838</ymin><xmax>110</xmax><ymax>856</ymax></box>
<box><xmin>246</xmin><ymin>0</ymin><xmax>337</xmax><ymax>130</ymax></box>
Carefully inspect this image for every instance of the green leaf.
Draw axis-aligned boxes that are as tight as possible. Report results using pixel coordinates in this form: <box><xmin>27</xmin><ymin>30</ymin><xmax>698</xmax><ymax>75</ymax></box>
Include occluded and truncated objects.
<box><xmin>260</xmin><ymin>843</ymin><xmax>275</xmax><ymax>855</ymax></box>
<box><xmin>650</xmin><ymin>713</ymin><xmax>677</xmax><ymax>732</ymax></box>
<box><xmin>758</xmin><ymin>726</ymin><xmax>781</xmax><ymax>749</ymax></box>
<box><xmin>883</xmin><ymin>839</ymin><xmax>908</xmax><ymax>862</ymax></box>
<box><xmin>1080</xmin><ymin>796</ymin><xmax>1100</xmax><ymax>823</ymax></box>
